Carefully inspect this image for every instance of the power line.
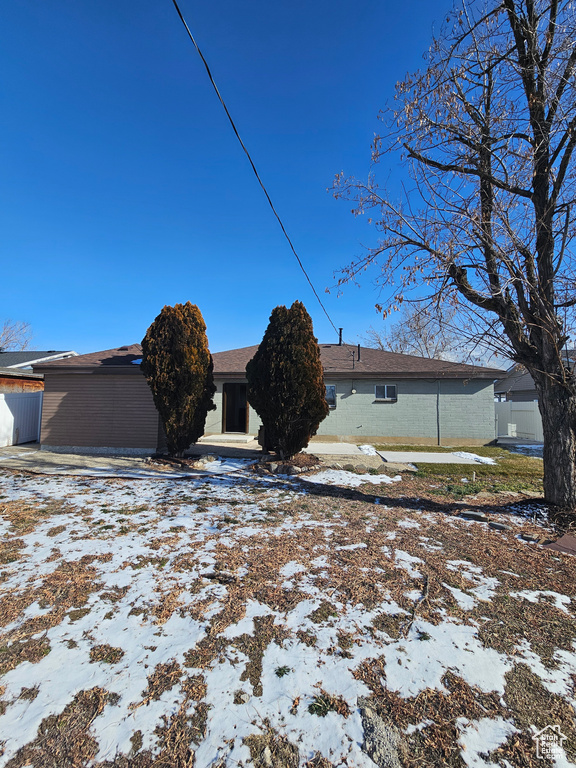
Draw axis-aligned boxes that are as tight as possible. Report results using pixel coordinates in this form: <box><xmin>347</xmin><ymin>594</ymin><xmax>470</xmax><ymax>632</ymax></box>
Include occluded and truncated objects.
<box><xmin>170</xmin><ymin>0</ymin><xmax>338</xmax><ymax>334</ymax></box>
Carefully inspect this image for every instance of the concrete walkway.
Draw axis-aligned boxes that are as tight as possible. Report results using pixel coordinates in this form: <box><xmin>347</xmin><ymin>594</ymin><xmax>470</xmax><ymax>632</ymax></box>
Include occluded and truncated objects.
<box><xmin>0</xmin><ymin>444</ymin><xmax>254</xmax><ymax>479</ymax></box>
<box><xmin>0</xmin><ymin>441</ymin><xmax>492</xmax><ymax>478</ymax></box>
<box><xmin>304</xmin><ymin>443</ymin><xmax>363</xmax><ymax>455</ymax></box>
<box><xmin>306</xmin><ymin>443</ymin><xmax>486</xmax><ymax>465</ymax></box>
<box><xmin>377</xmin><ymin>450</ymin><xmax>482</xmax><ymax>465</ymax></box>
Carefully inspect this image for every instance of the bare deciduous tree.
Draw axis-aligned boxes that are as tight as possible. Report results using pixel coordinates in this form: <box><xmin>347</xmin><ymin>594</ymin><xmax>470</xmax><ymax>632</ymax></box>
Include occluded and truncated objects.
<box><xmin>0</xmin><ymin>320</ymin><xmax>32</xmax><ymax>352</ymax></box>
<box><xmin>364</xmin><ymin>303</ymin><xmax>462</xmax><ymax>360</ymax></box>
<box><xmin>334</xmin><ymin>0</ymin><xmax>576</xmax><ymax>511</ymax></box>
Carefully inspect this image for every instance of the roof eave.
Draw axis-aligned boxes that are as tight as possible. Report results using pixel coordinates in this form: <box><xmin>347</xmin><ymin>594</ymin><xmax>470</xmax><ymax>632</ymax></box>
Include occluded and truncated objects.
<box><xmin>213</xmin><ymin>369</ymin><xmax>503</xmax><ymax>380</ymax></box>
<box><xmin>34</xmin><ymin>364</ymin><xmax>143</xmax><ymax>374</ymax></box>
<box><xmin>10</xmin><ymin>352</ymin><xmax>78</xmax><ymax>368</ymax></box>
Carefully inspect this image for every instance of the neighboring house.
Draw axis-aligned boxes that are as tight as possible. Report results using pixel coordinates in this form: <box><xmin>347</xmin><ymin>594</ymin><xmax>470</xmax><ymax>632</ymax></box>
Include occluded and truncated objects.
<box><xmin>494</xmin><ymin>354</ymin><xmax>575</xmax><ymax>441</ymax></box>
<box><xmin>0</xmin><ymin>350</ymin><xmax>76</xmax><ymax>447</ymax></box>
<box><xmin>0</xmin><ymin>350</ymin><xmax>77</xmax><ymax>369</ymax></box>
<box><xmin>34</xmin><ymin>343</ymin><xmax>503</xmax><ymax>453</ymax></box>
<box><xmin>0</xmin><ymin>368</ymin><xmax>44</xmax><ymax>393</ymax></box>
<box><xmin>494</xmin><ymin>352</ymin><xmax>576</xmax><ymax>402</ymax></box>
<box><xmin>494</xmin><ymin>364</ymin><xmax>538</xmax><ymax>402</ymax></box>
<box><xmin>0</xmin><ymin>368</ymin><xmax>45</xmax><ymax>447</ymax></box>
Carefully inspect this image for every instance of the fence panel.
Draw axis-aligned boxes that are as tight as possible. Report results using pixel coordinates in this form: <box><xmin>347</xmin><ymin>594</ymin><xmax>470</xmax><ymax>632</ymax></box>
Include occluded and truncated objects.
<box><xmin>495</xmin><ymin>400</ymin><xmax>543</xmax><ymax>442</ymax></box>
<box><xmin>0</xmin><ymin>392</ymin><xmax>43</xmax><ymax>447</ymax></box>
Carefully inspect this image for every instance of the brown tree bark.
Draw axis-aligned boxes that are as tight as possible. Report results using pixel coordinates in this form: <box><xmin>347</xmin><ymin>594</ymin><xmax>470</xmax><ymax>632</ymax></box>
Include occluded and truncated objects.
<box><xmin>534</xmin><ymin>374</ymin><xmax>576</xmax><ymax>508</ymax></box>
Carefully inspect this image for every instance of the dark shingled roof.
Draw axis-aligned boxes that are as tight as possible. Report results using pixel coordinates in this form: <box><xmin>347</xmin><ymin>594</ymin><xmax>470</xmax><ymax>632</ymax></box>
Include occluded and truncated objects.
<box><xmin>35</xmin><ymin>343</ymin><xmax>503</xmax><ymax>379</ymax></box>
<box><xmin>212</xmin><ymin>344</ymin><xmax>503</xmax><ymax>379</ymax></box>
<box><xmin>0</xmin><ymin>350</ymin><xmax>75</xmax><ymax>367</ymax></box>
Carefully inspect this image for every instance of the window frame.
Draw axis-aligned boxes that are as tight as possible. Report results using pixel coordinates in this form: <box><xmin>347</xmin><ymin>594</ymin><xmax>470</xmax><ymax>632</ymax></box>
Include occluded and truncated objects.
<box><xmin>325</xmin><ymin>384</ymin><xmax>337</xmax><ymax>409</ymax></box>
<box><xmin>374</xmin><ymin>384</ymin><xmax>397</xmax><ymax>402</ymax></box>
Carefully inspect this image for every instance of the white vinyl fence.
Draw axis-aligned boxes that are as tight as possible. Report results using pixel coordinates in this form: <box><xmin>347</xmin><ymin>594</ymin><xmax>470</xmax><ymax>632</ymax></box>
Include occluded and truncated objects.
<box><xmin>495</xmin><ymin>400</ymin><xmax>543</xmax><ymax>442</ymax></box>
<box><xmin>0</xmin><ymin>392</ymin><xmax>43</xmax><ymax>447</ymax></box>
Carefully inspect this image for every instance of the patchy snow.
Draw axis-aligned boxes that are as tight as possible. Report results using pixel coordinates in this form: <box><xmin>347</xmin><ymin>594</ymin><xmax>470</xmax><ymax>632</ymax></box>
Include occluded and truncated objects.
<box><xmin>0</xmin><ymin>466</ymin><xmax>573</xmax><ymax>766</ymax></box>
<box><xmin>418</xmin><ymin>537</ymin><xmax>444</xmax><ymax>553</ymax></box>
<box><xmin>397</xmin><ymin>518</ymin><xmax>421</xmax><ymax>529</ymax></box>
<box><xmin>200</xmin><ymin>458</ymin><xmax>255</xmax><ymax>472</ymax></box>
<box><xmin>405</xmin><ymin>719</ymin><xmax>434</xmax><ymax>734</ymax></box>
<box><xmin>446</xmin><ymin>560</ymin><xmax>499</xmax><ymax>602</ymax></box>
<box><xmin>509</xmin><ymin>590</ymin><xmax>572</xmax><ymax>614</ymax></box>
<box><xmin>443</xmin><ymin>583</ymin><xmax>477</xmax><ymax>610</ymax></box>
<box><xmin>395</xmin><ymin>550</ymin><xmax>424</xmax><ymax>578</ymax></box>
<box><xmin>221</xmin><ymin>600</ymin><xmax>274</xmax><ymax>638</ymax></box>
<box><xmin>358</xmin><ymin>444</ymin><xmax>378</xmax><ymax>456</ymax></box>
<box><xmin>384</xmin><ymin>619</ymin><xmax>512</xmax><ymax>697</ymax></box>
<box><xmin>279</xmin><ymin>560</ymin><xmax>307</xmax><ymax>578</ymax></box>
<box><xmin>452</xmin><ymin>452</ymin><xmax>497</xmax><ymax>465</ymax></box>
<box><xmin>457</xmin><ymin>717</ymin><xmax>517</xmax><ymax>767</ymax></box>
<box><xmin>302</xmin><ymin>470</ymin><xmax>402</xmax><ymax>487</ymax></box>
<box><xmin>515</xmin><ymin>640</ymin><xmax>576</xmax><ymax>697</ymax></box>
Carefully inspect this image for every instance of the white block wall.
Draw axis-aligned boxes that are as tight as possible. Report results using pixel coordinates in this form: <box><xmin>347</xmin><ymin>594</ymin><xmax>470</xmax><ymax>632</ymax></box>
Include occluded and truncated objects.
<box><xmin>206</xmin><ymin>377</ymin><xmax>496</xmax><ymax>445</ymax></box>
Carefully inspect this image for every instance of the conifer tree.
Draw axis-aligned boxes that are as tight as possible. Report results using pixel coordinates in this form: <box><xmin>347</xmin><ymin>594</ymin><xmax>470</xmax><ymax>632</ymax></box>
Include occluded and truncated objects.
<box><xmin>141</xmin><ymin>302</ymin><xmax>216</xmax><ymax>456</ymax></box>
<box><xmin>246</xmin><ymin>301</ymin><xmax>328</xmax><ymax>459</ymax></box>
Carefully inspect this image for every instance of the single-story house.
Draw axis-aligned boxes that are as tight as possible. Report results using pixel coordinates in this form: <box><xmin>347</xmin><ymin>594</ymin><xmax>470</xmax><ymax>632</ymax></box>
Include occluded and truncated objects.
<box><xmin>34</xmin><ymin>343</ymin><xmax>503</xmax><ymax>453</ymax></box>
<box><xmin>495</xmin><ymin>352</ymin><xmax>576</xmax><ymax>402</ymax></box>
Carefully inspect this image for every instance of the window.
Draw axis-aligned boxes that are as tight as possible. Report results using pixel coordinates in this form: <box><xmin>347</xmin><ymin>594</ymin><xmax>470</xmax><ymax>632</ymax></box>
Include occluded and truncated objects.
<box><xmin>325</xmin><ymin>385</ymin><xmax>336</xmax><ymax>408</ymax></box>
<box><xmin>375</xmin><ymin>384</ymin><xmax>397</xmax><ymax>401</ymax></box>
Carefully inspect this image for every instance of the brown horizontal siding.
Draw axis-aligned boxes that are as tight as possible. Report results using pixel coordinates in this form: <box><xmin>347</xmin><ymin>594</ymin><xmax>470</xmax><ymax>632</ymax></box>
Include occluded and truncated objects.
<box><xmin>41</xmin><ymin>373</ymin><xmax>160</xmax><ymax>449</ymax></box>
<box><xmin>509</xmin><ymin>390</ymin><xmax>539</xmax><ymax>403</ymax></box>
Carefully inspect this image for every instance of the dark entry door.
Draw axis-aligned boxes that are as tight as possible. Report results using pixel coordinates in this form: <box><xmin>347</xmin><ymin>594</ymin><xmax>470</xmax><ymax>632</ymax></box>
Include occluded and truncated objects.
<box><xmin>223</xmin><ymin>383</ymin><xmax>248</xmax><ymax>433</ymax></box>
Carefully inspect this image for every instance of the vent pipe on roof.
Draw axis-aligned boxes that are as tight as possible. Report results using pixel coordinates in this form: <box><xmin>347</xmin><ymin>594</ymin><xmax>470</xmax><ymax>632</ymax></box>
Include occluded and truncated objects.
<box><xmin>357</xmin><ymin>343</ymin><xmax>361</xmax><ymax>362</ymax></box>
<box><xmin>338</xmin><ymin>328</ymin><xmax>343</xmax><ymax>346</ymax></box>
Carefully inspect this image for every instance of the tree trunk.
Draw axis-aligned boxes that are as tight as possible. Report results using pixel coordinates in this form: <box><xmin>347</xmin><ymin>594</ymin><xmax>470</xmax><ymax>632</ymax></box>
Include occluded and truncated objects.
<box><xmin>538</xmin><ymin>382</ymin><xmax>576</xmax><ymax>510</ymax></box>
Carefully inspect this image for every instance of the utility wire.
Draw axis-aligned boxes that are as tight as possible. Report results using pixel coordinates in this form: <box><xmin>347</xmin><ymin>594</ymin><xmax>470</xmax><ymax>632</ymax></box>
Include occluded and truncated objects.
<box><xmin>170</xmin><ymin>0</ymin><xmax>338</xmax><ymax>334</ymax></box>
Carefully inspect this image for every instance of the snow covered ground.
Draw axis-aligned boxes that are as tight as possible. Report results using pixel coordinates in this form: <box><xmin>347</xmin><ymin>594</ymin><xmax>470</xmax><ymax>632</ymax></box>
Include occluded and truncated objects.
<box><xmin>0</xmin><ymin>465</ymin><xmax>574</xmax><ymax>767</ymax></box>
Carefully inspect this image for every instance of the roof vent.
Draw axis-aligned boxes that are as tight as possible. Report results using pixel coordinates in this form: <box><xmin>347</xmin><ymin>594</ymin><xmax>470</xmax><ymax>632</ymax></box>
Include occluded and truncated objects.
<box><xmin>118</xmin><ymin>346</ymin><xmax>129</xmax><ymax>351</ymax></box>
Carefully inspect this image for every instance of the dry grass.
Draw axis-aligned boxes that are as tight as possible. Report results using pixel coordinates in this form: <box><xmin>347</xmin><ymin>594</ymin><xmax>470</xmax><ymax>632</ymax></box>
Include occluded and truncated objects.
<box><xmin>0</xmin><ymin>459</ymin><xmax>574</xmax><ymax>767</ymax></box>
<box><xmin>5</xmin><ymin>687</ymin><xmax>112</xmax><ymax>768</ymax></box>
<box><xmin>244</xmin><ymin>725</ymin><xmax>299</xmax><ymax>767</ymax></box>
<box><xmin>89</xmin><ymin>644</ymin><xmax>125</xmax><ymax>664</ymax></box>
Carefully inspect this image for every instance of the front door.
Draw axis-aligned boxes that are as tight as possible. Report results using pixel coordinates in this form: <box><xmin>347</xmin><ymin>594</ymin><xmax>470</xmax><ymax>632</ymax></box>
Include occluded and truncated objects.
<box><xmin>223</xmin><ymin>383</ymin><xmax>248</xmax><ymax>433</ymax></box>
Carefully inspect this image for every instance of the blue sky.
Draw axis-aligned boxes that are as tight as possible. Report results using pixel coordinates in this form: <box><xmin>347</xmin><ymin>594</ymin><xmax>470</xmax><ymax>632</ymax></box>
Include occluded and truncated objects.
<box><xmin>1</xmin><ymin>0</ymin><xmax>453</xmax><ymax>354</ymax></box>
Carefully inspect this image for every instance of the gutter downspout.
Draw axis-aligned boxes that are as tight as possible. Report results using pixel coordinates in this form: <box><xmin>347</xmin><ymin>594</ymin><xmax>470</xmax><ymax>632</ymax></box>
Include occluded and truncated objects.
<box><xmin>436</xmin><ymin>379</ymin><xmax>441</xmax><ymax>446</ymax></box>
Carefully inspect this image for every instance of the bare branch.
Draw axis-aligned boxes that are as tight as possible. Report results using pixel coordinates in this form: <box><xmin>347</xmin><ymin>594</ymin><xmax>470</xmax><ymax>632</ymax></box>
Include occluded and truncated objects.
<box><xmin>0</xmin><ymin>320</ymin><xmax>32</xmax><ymax>352</ymax></box>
